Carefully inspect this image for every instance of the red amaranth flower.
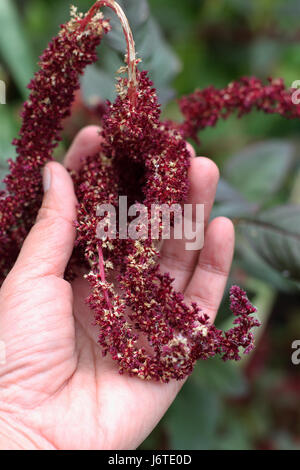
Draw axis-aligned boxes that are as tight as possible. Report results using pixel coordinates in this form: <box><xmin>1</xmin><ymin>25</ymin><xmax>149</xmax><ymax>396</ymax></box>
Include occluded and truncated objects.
<box><xmin>0</xmin><ymin>1</ymin><xmax>262</xmax><ymax>382</ymax></box>
<box><xmin>178</xmin><ymin>77</ymin><xmax>300</xmax><ymax>143</ymax></box>
<box><xmin>0</xmin><ymin>6</ymin><xmax>110</xmax><ymax>283</ymax></box>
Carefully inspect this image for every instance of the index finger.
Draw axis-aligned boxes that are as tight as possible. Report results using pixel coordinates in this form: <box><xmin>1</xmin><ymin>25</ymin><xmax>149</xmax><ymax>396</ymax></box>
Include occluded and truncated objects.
<box><xmin>64</xmin><ymin>125</ymin><xmax>103</xmax><ymax>171</ymax></box>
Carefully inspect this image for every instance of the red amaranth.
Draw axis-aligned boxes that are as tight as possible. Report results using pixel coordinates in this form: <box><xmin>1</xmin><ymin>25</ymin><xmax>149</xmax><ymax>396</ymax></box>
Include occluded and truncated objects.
<box><xmin>0</xmin><ymin>6</ymin><xmax>110</xmax><ymax>281</ymax></box>
<box><xmin>178</xmin><ymin>77</ymin><xmax>300</xmax><ymax>143</ymax></box>
<box><xmin>0</xmin><ymin>1</ymin><xmax>263</xmax><ymax>382</ymax></box>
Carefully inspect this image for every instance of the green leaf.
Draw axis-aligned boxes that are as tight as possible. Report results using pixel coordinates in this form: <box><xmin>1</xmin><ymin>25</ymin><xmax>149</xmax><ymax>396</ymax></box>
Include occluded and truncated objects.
<box><xmin>193</xmin><ymin>357</ymin><xmax>248</xmax><ymax>397</ymax></box>
<box><xmin>216</xmin><ymin>178</ymin><xmax>247</xmax><ymax>203</ymax></box>
<box><xmin>212</xmin><ymin>178</ymin><xmax>258</xmax><ymax>218</ymax></box>
<box><xmin>81</xmin><ymin>0</ymin><xmax>181</xmax><ymax>105</ymax></box>
<box><xmin>217</xmin><ymin>421</ymin><xmax>252</xmax><ymax>450</ymax></box>
<box><xmin>0</xmin><ymin>167</ymin><xmax>8</xmax><ymax>191</ymax></box>
<box><xmin>137</xmin><ymin>18</ymin><xmax>181</xmax><ymax>103</ymax></box>
<box><xmin>224</xmin><ymin>140</ymin><xmax>295</xmax><ymax>204</ymax></box>
<box><xmin>121</xmin><ymin>0</ymin><xmax>150</xmax><ymax>29</ymax></box>
<box><xmin>212</xmin><ymin>201</ymin><xmax>257</xmax><ymax>219</ymax></box>
<box><xmin>0</xmin><ymin>106</ymin><xmax>18</xmax><ymax>162</ymax></box>
<box><xmin>103</xmin><ymin>0</ymin><xmax>150</xmax><ymax>51</ymax></box>
<box><xmin>81</xmin><ymin>65</ymin><xmax>117</xmax><ymax>104</ymax></box>
<box><xmin>249</xmin><ymin>38</ymin><xmax>281</xmax><ymax>77</ymax></box>
<box><xmin>0</xmin><ymin>105</ymin><xmax>18</xmax><ymax>189</ymax></box>
<box><xmin>237</xmin><ymin>205</ymin><xmax>300</xmax><ymax>282</ymax></box>
<box><xmin>165</xmin><ymin>379</ymin><xmax>221</xmax><ymax>449</ymax></box>
<box><xmin>236</xmin><ymin>234</ymin><xmax>299</xmax><ymax>292</ymax></box>
<box><xmin>108</xmin><ymin>0</ymin><xmax>150</xmax><ymax>39</ymax></box>
<box><xmin>0</xmin><ymin>0</ymin><xmax>34</xmax><ymax>99</ymax></box>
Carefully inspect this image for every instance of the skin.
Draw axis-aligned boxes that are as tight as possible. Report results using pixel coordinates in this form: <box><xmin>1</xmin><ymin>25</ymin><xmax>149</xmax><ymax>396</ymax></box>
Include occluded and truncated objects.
<box><xmin>0</xmin><ymin>126</ymin><xmax>234</xmax><ymax>450</ymax></box>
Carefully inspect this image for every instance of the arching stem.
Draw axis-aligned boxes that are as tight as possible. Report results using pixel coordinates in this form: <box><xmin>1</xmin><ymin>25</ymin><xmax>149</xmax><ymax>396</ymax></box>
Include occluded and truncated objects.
<box><xmin>79</xmin><ymin>0</ymin><xmax>138</xmax><ymax>104</ymax></box>
<box><xmin>98</xmin><ymin>243</ymin><xmax>113</xmax><ymax>311</ymax></box>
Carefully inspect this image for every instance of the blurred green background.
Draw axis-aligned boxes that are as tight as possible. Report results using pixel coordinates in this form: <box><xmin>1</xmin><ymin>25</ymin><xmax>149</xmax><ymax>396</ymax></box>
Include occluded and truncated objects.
<box><xmin>0</xmin><ymin>0</ymin><xmax>299</xmax><ymax>450</ymax></box>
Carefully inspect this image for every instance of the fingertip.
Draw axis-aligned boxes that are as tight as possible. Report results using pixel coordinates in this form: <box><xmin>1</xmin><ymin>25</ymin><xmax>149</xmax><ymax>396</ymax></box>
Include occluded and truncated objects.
<box><xmin>204</xmin><ymin>216</ymin><xmax>235</xmax><ymax>265</ymax></box>
<box><xmin>74</xmin><ymin>125</ymin><xmax>102</xmax><ymax>144</ymax></box>
<box><xmin>186</xmin><ymin>142</ymin><xmax>196</xmax><ymax>158</ymax></box>
<box><xmin>40</xmin><ymin>161</ymin><xmax>77</xmax><ymax>222</ymax></box>
<box><xmin>211</xmin><ymin>216</ymin><xmax>235</xmax><ymax>241</ymax></box>
<box><xmin>194</xmin><ymin>157</ymin><xmax>220</xmax><ymax>181</ymax></box>
<box><xmin>64</xmin><ymin>125</ymin><xmax>103</xmax><ymax>171</ymax></box>
<box><xmin>184</xmin><ymin>215</ymin><xmax>235</xmax><ymax>322</ymax></box>
<box><xmin>188</xmin><ymin>157</ymin><xmax>220</xmax><ymax>202</ymax></box>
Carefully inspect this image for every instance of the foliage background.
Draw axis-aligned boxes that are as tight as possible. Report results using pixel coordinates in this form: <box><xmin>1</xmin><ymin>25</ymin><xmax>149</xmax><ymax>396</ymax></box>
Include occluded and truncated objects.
<box><xmin>0</xmin><ymin>0</ymin><xmax>299</xmax><ymax>450</ymax></box>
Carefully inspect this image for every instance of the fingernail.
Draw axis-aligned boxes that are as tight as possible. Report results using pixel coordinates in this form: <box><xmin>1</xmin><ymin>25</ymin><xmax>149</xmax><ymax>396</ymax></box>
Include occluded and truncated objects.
<box><xmin>43</xmin><ymin>166</ymin><xmax>51</xmax><ymax>193</ymax></box>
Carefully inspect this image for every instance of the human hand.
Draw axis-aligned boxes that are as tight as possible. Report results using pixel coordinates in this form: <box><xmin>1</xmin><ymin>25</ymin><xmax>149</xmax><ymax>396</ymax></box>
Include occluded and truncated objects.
<box><xmin>0</xmin><ymin>126</ymin><xmax>234</xmax><ymax>450</ymax></box>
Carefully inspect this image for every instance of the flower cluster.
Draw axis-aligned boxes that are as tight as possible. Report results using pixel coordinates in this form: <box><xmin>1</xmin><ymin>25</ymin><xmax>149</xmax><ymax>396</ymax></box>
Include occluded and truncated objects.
<box><xmin>178</xmin><ymin>76</ymin><xmax>300</xmax><ymax>142</ymax></box>
<box><xmin>0</xmin><ymin>6</ymin><xmax>110</xmax><ymax>284</ymax></box>
<box><xmin>0</xmin><ymin>2</ymin><xmax>262</xmax><ymax>382</ymax></box>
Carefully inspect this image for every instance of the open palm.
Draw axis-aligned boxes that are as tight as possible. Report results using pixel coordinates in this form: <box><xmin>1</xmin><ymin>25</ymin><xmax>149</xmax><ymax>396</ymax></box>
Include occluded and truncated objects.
<box><xmin>0</xmin><ymin>126</ymin><xmax>234</xmax><ymax>450</ymax></box>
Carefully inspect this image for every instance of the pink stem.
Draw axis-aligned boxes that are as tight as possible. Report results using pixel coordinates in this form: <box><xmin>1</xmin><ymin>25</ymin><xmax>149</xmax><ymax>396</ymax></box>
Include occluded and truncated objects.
<box><xmin>98</xmin><ymin>243</ymin><xmax>113</xmax><ymax>311</ymax></box>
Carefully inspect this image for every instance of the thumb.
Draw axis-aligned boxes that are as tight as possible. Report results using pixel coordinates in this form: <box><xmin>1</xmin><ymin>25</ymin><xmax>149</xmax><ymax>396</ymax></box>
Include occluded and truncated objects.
<box><xmin>11</xmin><ymin>162</ymin><xmax>77</xmax><ymax>280</ymax></box>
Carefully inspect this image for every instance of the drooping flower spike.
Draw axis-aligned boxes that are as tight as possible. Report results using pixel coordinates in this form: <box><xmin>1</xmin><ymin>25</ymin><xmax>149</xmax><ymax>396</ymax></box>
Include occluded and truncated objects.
<box><xmin>178</xmin><ymin>77</ymin><xmax>300</xmax><ymax>143</ymax></box>
<box><xmin>0</xmin><ymin>1</ymin><xmax>263</xmax><ymax>382</ymax></box>
<box><xmin>0</xmin><ymin>5</ymin><xmax>110</xmax><ymax>282</ymax></box>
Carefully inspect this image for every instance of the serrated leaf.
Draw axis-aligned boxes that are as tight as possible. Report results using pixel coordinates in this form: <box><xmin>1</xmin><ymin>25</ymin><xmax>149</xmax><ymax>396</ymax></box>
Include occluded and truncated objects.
<box><xmin>237</xmin><ymin>205</ymin><xmax>300</xmax><ymax>281</ymax></box>
<box><xmin>0</xmin><ymin>0</ymin><xmax>34</xmax><ymax>99</ymax></box>
<box><xmin>225</xmin><ymin>140</ymin><xmax>295</xmax><ymax>204</ymax></box>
